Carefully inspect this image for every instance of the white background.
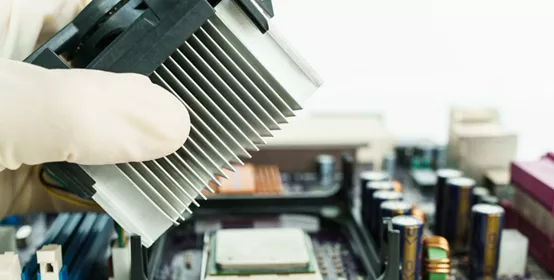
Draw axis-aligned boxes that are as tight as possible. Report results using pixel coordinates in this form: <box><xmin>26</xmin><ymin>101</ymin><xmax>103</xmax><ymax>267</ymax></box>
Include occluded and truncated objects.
<box><xmin>272</xmin><ymin>0</ymin><xmax>553</xmax><ymax>160</ymax></box>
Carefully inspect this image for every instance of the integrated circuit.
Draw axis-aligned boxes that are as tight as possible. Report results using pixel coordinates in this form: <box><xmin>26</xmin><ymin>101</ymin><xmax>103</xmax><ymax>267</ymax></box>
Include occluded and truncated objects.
<box><xmin>203</xmin><ymin>228</ymin><xmax>323</xmax><ymax>280</ymax></box>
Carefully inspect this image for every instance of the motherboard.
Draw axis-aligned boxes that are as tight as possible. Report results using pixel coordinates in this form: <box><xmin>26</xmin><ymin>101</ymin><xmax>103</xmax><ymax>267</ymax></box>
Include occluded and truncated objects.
<box><xmin>1</xmin><ymin>146</ymin><xmax>553</xmax><ymax>280</ymax></box>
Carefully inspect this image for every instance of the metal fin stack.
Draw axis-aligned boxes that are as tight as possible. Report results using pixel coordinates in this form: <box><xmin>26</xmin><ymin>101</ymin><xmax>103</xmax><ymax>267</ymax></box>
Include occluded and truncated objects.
<box><xmin>73</xmin><ymin>0</ymin><xmax>323</xmax><ymax>247</ymax></box>
<box><xmin>147</xmin><ymin>17</ymin><xmax>300</xmax><ymax>195</ymax></box>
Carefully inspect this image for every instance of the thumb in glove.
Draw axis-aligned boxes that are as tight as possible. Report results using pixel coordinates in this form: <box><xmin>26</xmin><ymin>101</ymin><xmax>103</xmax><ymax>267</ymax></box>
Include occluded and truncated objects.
<box><xmin>0</xmin><ymin>0</ymin><xmax>190</xmax><ymax>217</ymax></box>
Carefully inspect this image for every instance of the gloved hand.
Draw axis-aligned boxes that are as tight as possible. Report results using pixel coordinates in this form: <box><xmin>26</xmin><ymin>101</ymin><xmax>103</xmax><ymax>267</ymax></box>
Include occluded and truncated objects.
<box><xmin>0</xmin><ymin>0</ymin><xmax>190</xmax><ymax>217</ymax></box>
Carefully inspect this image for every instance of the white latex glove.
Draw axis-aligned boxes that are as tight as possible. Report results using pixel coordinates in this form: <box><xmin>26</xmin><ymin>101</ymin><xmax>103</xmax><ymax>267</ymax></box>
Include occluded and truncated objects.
<box><xmin>0</xmin><ymin>0</ymin><xmax>190</xmax><ymax>216</ymax></box>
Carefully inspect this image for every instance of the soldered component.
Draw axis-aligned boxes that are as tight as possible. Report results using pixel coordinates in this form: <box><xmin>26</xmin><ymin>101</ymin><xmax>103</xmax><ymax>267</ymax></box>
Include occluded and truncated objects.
<box><xmin>392</xmin><ymin>180</ymin><xmax>403</xmax><ymax>193</ymax></box>
<box><xmin>391</xmin><ymin>216</ymin><xmax>424</xmax><ymax>280</ymax></box>
<box><xmin>472</xmin><ymin>186</ymin><xmax>490</xmax><ymax>205</ymax></box>
<box><xmin>370</xmin><ymin>191</ymin><xmax>403</xmax><ymax>240</ymax></box>
<box><xmin>316</xmin><ymin>154</ymin><xmax>335</xmax><ymax>186</ymax></box>
<box><xmin>0</xmin><ymin>226</ymin><xmax>16</xmax><ymax>253</ymax></box>
<box><xmin>413</xmin><ymin>143</ymin><xmax>435</xmax><ymax>169</ymax></box>
<box><xmin>481</xmin><ymin>194</ymin><xmax>500</xmax><ymax>205</ymax></box>
<box><xmin>15</xmin><ymin>225</ymin><xmax>32</xmax><ymax>249</ymax></box>
<box><xmin>215</xmin><ymin>228</ymin><xmax>310</xmax><ymax>270</ymax></box>
<box><xmin>362</xmin><ymin>181</ymin><xmax>395</xmax><ymax>231</ymax></box>
<box><xmin>444</xmin><ymin>177</ymin><xmax>475</xmax><ymax>251</ymax></box>
<box><xmin>206</xmin><ymin>228</ymin><xmax>323</xmax><ymax>279</ymax></box>
<box><xmin>254</xmin><ymin>165</ymin><xmax>284</xmax><ymax>195</ymax></box>
<box><xmin>208</xmin><ymin>164</ymin><xmax>283</xmax><ymax>195</ymax></box>
<box><xmin>422</xmin><ymin>236</ymin><xmax>451</xmax><ymax>280</ymax></box>
<box><xmin>378</xmin><ymin>201</ymin><xmax>413</xmax><ymax>249</ymax></box>
<box><xmin>359</xmin><ymin>171</ymin><xmax>390</xmax><ymax>189</ymax></box>
<box><xmin>110</xmin><ymin>238</ymin><xmax>131</xmax><ymax>280</ymax></box>
<box><xmin>0</xmin><ymin>252</ymin><xmax>21</xmax><ymax>280</ymax></box>
<box><xmin>210</xmin><ymin>164</ymin><xmax>256</xmax><ymax>194</ymax></box>
<box><xmin>21</xmin><ymin>213</ymin><xmax>112</xmax><ymax>280</ymax></box>
<box><xmin>37</xmin><ymin>244</ymin><xmax>63</xmax><ymax>280</ymax></box>
<box><xmin>497</xmin><ymin>229</ymin><xmax>528</xmax><ymax>278</ymax></box>
<box><xmin>434</xmin><ymin>169</ymin><xmax>463</xmax><ymax>236</ymax></box>
<box><xmin>380</xmin><ymin>201</ymin><xmax>412</xmax><ymax>221</ymax></box>
<box><xmin>411</xmin><ymin>205</ymin><xmax>425</xmax><ymax>224</ymax></box>
<box><xmin>469</xmin><ymin>204</ymin><xmax>504</xmax><ymax>280</ymax></box>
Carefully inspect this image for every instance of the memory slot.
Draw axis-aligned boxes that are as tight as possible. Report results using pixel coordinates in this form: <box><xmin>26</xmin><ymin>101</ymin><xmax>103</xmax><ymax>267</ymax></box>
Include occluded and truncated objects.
<box><xmin>21</xmin><ymin>213</ymin><xmax>113</xmax><ymax>280</ymax></box>
<box><xmin>22</xmin><ymin>213</ymin><xmax>82</xmax><ymax>280</ymax></box>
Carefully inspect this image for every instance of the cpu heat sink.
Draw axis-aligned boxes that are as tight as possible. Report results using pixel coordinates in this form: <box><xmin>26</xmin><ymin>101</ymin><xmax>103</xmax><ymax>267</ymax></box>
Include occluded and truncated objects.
<box><xmin>26</xmin><ymin>0</ymin><xmax>322</xmax><ymax>247</ymax></box>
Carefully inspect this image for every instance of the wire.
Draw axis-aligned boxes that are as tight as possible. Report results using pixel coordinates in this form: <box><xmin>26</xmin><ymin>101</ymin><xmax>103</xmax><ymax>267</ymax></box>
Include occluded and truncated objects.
<box><xmin>40</xmin><ymin>166</ymin><xmax>129</xmax><ymax>248</ymax></box>
<box><xmin>43</xmin><ymin>167</ymin><xmax>67</xmax><ymax>188</ymax></box>
<box><xmin>38</xmin><ymin>166</ymin><xmax>101</xmax><ymax>210</ymax></box>
<box><xmin>39</xmin><ymin>167</ymin><xmax>66</xmax><ymax>192</ymax></box>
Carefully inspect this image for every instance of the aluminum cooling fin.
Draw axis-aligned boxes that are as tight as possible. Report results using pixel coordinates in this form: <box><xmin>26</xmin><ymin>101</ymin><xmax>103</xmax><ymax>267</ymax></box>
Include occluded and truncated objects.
<box><xmin>25</xmin><ymin>0</ymin><xmax>322</xmax><ymax>247</ymax></box>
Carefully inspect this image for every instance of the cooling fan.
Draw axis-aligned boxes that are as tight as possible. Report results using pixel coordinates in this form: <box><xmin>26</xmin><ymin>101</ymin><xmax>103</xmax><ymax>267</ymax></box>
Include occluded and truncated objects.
<box><xmin>26</xmin><ymin>0</ymin><xmax>322</xmax><ymax>247</ymax></box>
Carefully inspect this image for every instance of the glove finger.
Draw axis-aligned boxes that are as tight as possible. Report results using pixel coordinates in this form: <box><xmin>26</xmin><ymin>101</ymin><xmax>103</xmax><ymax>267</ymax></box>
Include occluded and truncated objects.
<box><xmin>0</xmin><ymin>59</ymin><xmax>190</xmax><ymax>169</ymax></box>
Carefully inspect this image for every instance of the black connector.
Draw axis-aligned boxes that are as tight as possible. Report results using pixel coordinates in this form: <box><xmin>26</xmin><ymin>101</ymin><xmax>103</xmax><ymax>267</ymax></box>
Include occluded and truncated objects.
<box><xmin>129</xmin><ymin>234</ymin><xmax>167</xmax><ymax>280</ymax></box>
<box><xmin>130</xmin><ymin>235</ymin><xmax>148</xmax><ymax>280</ymax></box>
<box><xmin>44</xmin><ymin>162</ymin><xmax>96</xmax><ymax>199</ymax></box>
<box><xmin>233</xmin><ymin>0</ymin><xmax>269</xmax><ymax>33</ymax></box>
<box><xmin>378</xmin><ymin>219</ymin><xmax>400</xmax><ymax>280</ymax></box>
<box><xmin>341</xmin><ymin>153</ymin><xmax>355</xmax><ymax>210</ymax></box>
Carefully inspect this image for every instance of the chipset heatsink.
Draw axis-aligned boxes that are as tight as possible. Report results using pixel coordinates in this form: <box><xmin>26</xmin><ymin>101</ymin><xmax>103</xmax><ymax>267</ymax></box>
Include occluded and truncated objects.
<box><xmin>204</xmin><ymin>228</ymin><xmax>323</xmax><ymax>280</ymax></box>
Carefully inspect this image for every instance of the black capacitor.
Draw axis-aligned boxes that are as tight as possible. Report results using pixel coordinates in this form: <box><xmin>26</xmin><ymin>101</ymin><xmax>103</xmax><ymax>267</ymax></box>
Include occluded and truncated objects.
<box><xmin>481</xmin><ymin>194</ymin><xmax>500</xmax><ymax>205</ymax></box>
<box><xmin>360</xmin><ymin>171</ymin><xmax>390</xmax><ymax>191</ymax></box>
<box><xmin>392</xmin><ymin>216</ymin><xmax>424</xmax><ymax>280</ymax></box>
<box><xmin>380</xmin><ymin>201</ymin><xmax>413</xmax><ymax>221</ymax></box>
<box><xmin>362</xmin><ymin>180</ymin><xmax>394</xmax><ymax>230</ymax></box>
<box><xmin>360</xmin><ymin>171</ymin><xmax>390</xmax><ymax>224</ymax></box>
<box><xmin>444</xmin><ymin>177</ymin><xmax>476</xmax><ymax>252</ymax></box>
<box><xmin>370</xmin><ymin>191</ymin><xmax>403</xmax><ymax>241</ymax></box>
<box><xmin>469</xmin><ymin>204</ymin><xmax>504</xmax><ymax>279</ymax></box>
<box><xmin>316</xmin><ymin>154</ymin><xmax>335</xmax><ymax>186</ymax></box>
<box><xmin>434</xmin><ymin>169</ymin><xmax>463</xmax><ymax>236</ymax></box>
<box><xmin>377</xmin><ymin>201</ymin><xmax>413</xmax><ymax>250</ymax></box>
<box><xmin>15</xmin><ymin>225</ymin><xmax>32</xmax><ymax>248</ymax></box>
<box><xmin>473</xmin><ymin>186</ymin><xmax>490</xmax><ymax>205</ymax></box>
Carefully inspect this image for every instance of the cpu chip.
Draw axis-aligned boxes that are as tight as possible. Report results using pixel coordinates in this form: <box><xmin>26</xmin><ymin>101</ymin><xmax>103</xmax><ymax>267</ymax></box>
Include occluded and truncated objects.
<box><xmin>215</xmin><ymin>228</ymin><xmax>310</xmax><ymax>269</ymax></box>
<box><xmin>205</xmin><ymin>228</ymin><xmax>322</xmax><ymax>279</ymax></box>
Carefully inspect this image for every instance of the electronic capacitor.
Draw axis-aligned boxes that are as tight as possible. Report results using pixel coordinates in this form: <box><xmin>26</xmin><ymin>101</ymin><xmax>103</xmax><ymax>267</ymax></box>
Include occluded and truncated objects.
<box><xmin>472</xmin><ymin>186</ymin><xmax>490</xmax><ymax>205</ymax></box>
<box><xmin>469</xmin><ymin>204</ymin><xmax>504</xmax><ymax>280</ymax></box>
<box><xmin>444</xmin><ymin>177</ymin><xmax>475</xmax><ymax>252</ymax></box>
<box><xmin>392</xmin><ymin>215</ymin><xmax>424</xmax><ymax>280</ymax></box>
<box><xmin>370</xmin><ymin>191</ymin><xmax>403</xmax><ymax>240</ymax></box>
<box><xmin>361</xmin><ymin>179</ymin><xmax>394</xmax><ymax>230</ymax></box>
<box><xmin>434</xmin><ymin>169</ymin><xmax>463</xmax><ymax>236</ymax></box>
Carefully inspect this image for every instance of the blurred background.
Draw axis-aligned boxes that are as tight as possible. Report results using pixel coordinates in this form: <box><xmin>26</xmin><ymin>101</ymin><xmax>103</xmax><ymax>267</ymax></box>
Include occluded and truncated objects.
<box><xmin>271</xmin><ymin>0</ymin><xmax>554</xmax><ymax>160</ymax></box>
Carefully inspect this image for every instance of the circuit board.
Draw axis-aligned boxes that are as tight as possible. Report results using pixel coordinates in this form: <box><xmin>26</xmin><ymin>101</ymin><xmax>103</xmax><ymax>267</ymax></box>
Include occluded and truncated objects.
<box><xmin>387</xmin><ymin>166</ymin><xmax>553</xmax><ymax>280</ymax></box>
<box><xmin>3</xmin><ymin>164</ymin><xmax>552</xmax><ymax>280</ymax></box>
<box><xmin>152</xmin><ymin>215</ymin><xmax>366</xmax><ymax>280</ymax></box>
